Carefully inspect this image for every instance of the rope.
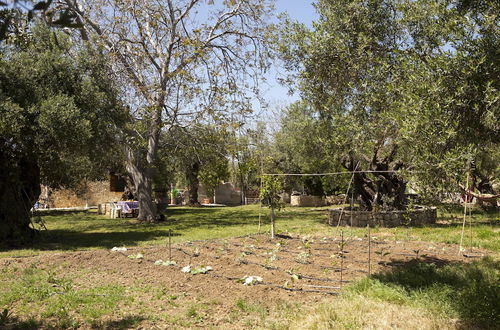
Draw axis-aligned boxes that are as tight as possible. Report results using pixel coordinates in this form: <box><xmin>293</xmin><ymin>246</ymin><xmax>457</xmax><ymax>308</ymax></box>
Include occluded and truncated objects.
<box><xmin>262</xmin><ymin>170</ymin><xmax>421</xmax><ymax>177</ymax></box>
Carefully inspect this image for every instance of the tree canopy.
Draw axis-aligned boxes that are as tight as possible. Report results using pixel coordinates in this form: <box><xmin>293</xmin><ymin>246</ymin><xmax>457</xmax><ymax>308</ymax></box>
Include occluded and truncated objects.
<box><xmin>62</xmin><ymin>0</ymin><xmax>274</xmax><ymax>220</ymax></box>
<box><xmin>274</xmin><ymin>0</ymin><xmax>499</xmax><ymax>210</ymax></box>
<box><xmin>0</xmin><ymin>24</ymin><xmax>126</xmax><ymax>243</ymax></box>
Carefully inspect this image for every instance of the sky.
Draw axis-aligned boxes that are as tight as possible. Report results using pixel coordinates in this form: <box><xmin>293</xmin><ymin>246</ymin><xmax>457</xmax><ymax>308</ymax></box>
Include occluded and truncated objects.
<box><xmin>254</xmin><ymin>0</ymin><xmax>318</xmax><ymax>121</ymax></box>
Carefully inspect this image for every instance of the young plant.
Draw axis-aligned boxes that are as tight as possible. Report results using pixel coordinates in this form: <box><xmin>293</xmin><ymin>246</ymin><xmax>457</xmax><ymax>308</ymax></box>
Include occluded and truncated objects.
<box><xmin>154</xmin><ymin>260</ymin><xmax>176</xmax><ymax>266</ymax></box>
<box><xmin>287</xmin><ymin>269</ymin><xmax>302</xmax><ymax>282</ymax></box>
<box><xmin>264</xmin><ymin>252</ymin><xmax>277</xmax><ymax>268</ymax></box>
<box><xmin>296</xmin><ymin>251</ymin><xmax>311</xmax><ymax>264</ymax></box>
<box><xmin>128</xmin><ymin>253</ymin><xmax>144</xmax><ymax>259</ymax></box>
<box><xmin>259</xmin><ymin>175</ymin><xmax>284</xmax><ymax>239</ymax></box>
<box><xmin>375</xmin><ymin>248</ymin><xmax>391</xmax><ymax>265</ymax></box>
<box><xmin>181</xmin><ymin>265</ymin><xmax>213</xmax><ymax>275</ymax></box>
<box><xmin>238</xmin><ymin>276</ymin><xmax>263</xmax><ymax>286</ymax></box>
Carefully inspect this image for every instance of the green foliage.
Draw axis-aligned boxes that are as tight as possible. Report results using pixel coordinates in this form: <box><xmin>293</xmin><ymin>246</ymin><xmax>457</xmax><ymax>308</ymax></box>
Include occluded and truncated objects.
<box><xmin>0</xmin><ymin>24</ymin><xmax>126</xmax><ymax>188</ymax></box>
<box><xmin>0</xmin><ymin>22</ymin><xmax>126</xmax><ymax>242</ymax></box>
<box><xmin>161</xmin><ymin>124</ymin><xmax>229</xmax><ymax>198</ymax></box>
<box><xmin>274</xmin><ymin>0</ymin><xmax>500</xmax><ymax>202</ymax></box>
<box><xmin>259</xmin><ymin>175</ymin><xmax>284</xmax><ymax>211</ymax></box>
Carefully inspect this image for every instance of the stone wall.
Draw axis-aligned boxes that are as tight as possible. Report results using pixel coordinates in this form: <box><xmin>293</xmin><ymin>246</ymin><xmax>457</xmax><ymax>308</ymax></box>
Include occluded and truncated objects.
<box><xmin>328</xmin><ymin>206</ymin><xmax>437</xmax><ymax>227</ymax></box>
<box><xmin>213</xmin><ymin>182</ymin><xmax>242</xmax><ymax>206</ymax></box>
<box><xmin>324</xmin><ymin>195</ymin><xmax>346</xmax><ymax>205</ymax></box>
<box><xmin>47</xmin><ymin>181</ymin><xmax>122</xmax><ymax>208</ymax></box>
<box><xmin>291</xmin><ymin>195</ymin><xmax>325</xmax><ymax>207</ymax></box>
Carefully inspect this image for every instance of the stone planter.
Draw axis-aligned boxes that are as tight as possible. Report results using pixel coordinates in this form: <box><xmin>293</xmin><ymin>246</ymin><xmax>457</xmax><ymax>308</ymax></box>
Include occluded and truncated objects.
<box><xmin>327</xmin><ymin>206</ymin><xmax>437</xmax><ymax>227</ymax></box>
<box><xmin>291</xmin><ymin>195</ymin><xmax>325</xmax><ymax>207</ymax></box>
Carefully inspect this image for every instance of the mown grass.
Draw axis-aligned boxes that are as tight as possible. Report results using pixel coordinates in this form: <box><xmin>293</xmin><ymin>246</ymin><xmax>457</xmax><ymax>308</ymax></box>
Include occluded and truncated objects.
<box><xmin>1</xmin><ymin>204</ymin><xmax>498</xmax><ymax>257</ymax></box>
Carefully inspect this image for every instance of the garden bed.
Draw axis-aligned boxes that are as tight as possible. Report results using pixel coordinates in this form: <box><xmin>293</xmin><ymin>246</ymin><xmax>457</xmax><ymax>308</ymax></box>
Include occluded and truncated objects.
<box><xmin>0</xmin><ymin>232</ymin><xmax>486</xmax><ymax>328</ymax></box>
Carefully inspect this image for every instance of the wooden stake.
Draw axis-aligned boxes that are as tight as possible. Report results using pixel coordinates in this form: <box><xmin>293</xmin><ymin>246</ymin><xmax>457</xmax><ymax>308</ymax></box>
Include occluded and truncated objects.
<box><xmin>168</xmin><ymin>229</ymin><xmax>172</xmax><ymax>261</ymax></box>
<box><xmin>337</xmin><ymin>162</ymin><xmax>358</xmax><ymax>227</ymax></box>
<box><xmin>469</xmin><ymin>206</ymin><xmax>473</xmax><ymax>253</ymax></box>
<box><xmin>270</xmin><ymin>207</ymin><xmax>275</xmax><ymax>239</ymax></box>
<box><xmin>367</xmin><ymin>224</ymin><xmax>371</xmax><ymax>276</ymax></box>
<box><xmin>258</xmin><ymin>162</ymin><xmax>263</xmax><ymax>233</ymax></box>
<box><xmin>459</xmin><ymin>172</ymin><xmax>469</xmax><ymax>255</ymax></box>
<box><xmin>340</xmin><ymin>230</ymin><xmax>344</xmax><ymax>289</ymax></box>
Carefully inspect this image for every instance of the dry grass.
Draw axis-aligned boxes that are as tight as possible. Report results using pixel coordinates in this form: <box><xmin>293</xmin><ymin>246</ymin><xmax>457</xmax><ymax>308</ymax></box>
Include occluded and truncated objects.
<box><xmin>287</xmin><ymin>297</ymin><xmax>456</xmax><ymax>330</ymax></box>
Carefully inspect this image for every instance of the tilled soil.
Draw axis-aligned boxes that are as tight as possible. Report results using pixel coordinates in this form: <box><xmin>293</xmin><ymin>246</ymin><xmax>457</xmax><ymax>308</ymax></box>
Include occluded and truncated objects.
<box><xmin>1</xmin><ymin>233</ymin><xmax>489</xmax><ymax>328</ymax></box>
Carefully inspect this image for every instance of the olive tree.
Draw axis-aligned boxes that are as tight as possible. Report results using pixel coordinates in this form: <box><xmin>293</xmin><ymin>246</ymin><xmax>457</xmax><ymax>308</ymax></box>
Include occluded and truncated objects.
<box><xmin>275</xmin><ymin>0</ymin><xmax>499</xmax><ymax>210</ymax></box>
<box><xmin>0</xmin><ymin>25</ymin><xmax>126</xmax><ymax>244</ymax></box>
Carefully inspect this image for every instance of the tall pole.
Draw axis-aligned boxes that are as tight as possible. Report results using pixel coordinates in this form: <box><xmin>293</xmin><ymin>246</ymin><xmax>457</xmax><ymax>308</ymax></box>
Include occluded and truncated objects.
<box><xmin>367</xmin><ymin>224</ymin><xmax>371</xmax><ymax>276</ymax></box>
<box><xmin>459</xmin><ymin>171</ymin><xmax>469</xmax><ymax>255</ymax></box>
<box><xmin>270</xmin><ymin>207</ymin><xmax>275</xmax><ymax>239</ymax></box>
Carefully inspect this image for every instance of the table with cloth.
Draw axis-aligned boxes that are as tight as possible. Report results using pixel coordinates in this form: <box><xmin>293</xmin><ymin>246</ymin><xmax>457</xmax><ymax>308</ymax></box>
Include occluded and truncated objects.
<box><xmin>115</xmin><ymin>201</ymin><xmax>139</xmax><ymax>217</ymax></box>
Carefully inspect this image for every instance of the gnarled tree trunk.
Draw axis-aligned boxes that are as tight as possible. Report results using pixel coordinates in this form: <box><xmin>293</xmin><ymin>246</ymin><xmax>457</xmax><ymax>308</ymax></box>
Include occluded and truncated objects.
<box><xmin>0</xmin><ymin>154</ymin><xmax>40</xmax><ymax>245</ymax></box>
<box><xmin>343</xmin><ymin>143</ymin><xmax>407</xmax><ymax>211</ymax></box>
<box><xmin>186</xmin><ymin>161</ymin><xmax>201</xmax><ymax>206</ymax></box>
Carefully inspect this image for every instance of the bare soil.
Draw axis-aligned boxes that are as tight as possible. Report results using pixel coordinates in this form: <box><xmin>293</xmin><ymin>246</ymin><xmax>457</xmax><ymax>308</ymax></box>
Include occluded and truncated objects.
<box><xmin>1</xmin><ymin>233</ymin><xmax>490</xmax><ymax>328</ymax></box>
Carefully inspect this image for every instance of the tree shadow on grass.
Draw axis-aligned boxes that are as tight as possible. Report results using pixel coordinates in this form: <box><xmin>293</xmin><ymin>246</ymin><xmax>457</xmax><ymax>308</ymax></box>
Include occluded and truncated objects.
<box><xmin>91</xmin><ymin>315</ymin><xmax>145</xmax><ymax>329</ymax></box>
<box><xmin>163</xmin><ymin>206</ymin><xmax>261</xmax><ymax>231</ymax></box>
<box><xmin>1</xmin><ymin>315</ymin><xmax>41</xmax><ymax>330</ymax></box>
<box><xmin>1</xmin><ymin>315</ymin><xmax>145</xmax><ymax>330</ymax></box>
<box><xmin>1</xmin><ymin>207</ymin><xmax>263</xmax><ymax>253</ymax></box>
<box><xmin>2</xmin><ymin>206</ymin><xmax>338</xmax><ymax>253</ymax></box>
<box><xmin>370</xmin><ymin>256</ymin><xmax>499</xmax><ymax>329</ymax></box>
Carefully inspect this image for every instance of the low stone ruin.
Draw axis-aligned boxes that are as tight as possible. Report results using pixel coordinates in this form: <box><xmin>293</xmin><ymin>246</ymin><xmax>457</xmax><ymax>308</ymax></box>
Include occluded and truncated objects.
<box><xmin>291</xmin><ymin>195</ymin><xmax>325</xmax><ymax>207</ymax></box>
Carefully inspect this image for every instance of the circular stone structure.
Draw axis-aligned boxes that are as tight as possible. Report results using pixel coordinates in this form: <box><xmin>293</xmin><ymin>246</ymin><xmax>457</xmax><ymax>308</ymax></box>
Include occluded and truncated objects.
<box><xmin>327</xmin><ymin>206</ymin><xmax>437</xmax><ymax>227</ymax></box>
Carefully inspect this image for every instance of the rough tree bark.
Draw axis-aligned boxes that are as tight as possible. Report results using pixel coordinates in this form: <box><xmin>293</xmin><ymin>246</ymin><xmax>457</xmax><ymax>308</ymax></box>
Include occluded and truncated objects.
<box><xmin>0</xmin><ymin>154</ymin><xmax>41</xmax><ymax>245</ymax></box>
<box><xmin>126</xmin><ymin>150</ymin><xmax>156</xmax><ymax>221</ymax></box>
<box><xmin>186</xmin><ymin>161</ymin><xmax>201</xmax><ymax>206</ymax></box>
<box><xmin>343</xmin><ymin>143</ymin><xmax>406</xmax><ymax>211</ymax></box>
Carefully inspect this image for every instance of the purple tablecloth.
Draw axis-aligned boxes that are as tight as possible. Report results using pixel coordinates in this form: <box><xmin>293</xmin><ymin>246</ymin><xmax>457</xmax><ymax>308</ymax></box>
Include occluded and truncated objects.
<box><xmin>116</xmin><ymin>201</ymin><xmax>139</xmax><ymax>214</ymax></box>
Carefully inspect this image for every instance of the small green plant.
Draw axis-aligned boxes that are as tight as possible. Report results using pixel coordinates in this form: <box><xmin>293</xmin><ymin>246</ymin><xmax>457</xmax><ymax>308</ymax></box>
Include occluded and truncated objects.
<box><xmin>237</xmin><ymin>275</ymin><xmax>263</xmax><ymax>286</ymax></box>
<box><xmin>154</xmin><ymin>260</ymin><xmax>176</xmax><ymax>266</ymax></box>
<box><xmin>46</xmin><ymin>270</ymin><xmax>73</xmax><ymax>292</ymax></box>
<box><xmin>259</xmin><ymin>175</ymin><xmax>284</xmax><ymax>238</ymax></box>
<box><xmin>185</xmin><ymin>304</ymin><xmax>204</xmax><ymax>322</ymax></box>
<box><xmin>181</xmin><ymin>265</ymin><xmax>213</xmax><ymax>275</ymax></box>
<box><xmin>264</xmin><ymin>253</ymin><xmax>277</xmax><ymax>268</ymax></box>
<box><xmin>286</xmin><ymin>268</ymin><xmax>302</xmax><ymax>282</ymax></box>
<box><xmin>376</xmin><ymin>248</ymin><xmax>391</xmax><ymax>265</ymax></box>
<box><xmin>296</xmin><ymin>251</ymin><xmax>311</xmax><ymax>264</ymax></box>
<box><xmin>128</xmin><ymin>253</ymin><xmax>144</xmax><ymax>259</ymax></box>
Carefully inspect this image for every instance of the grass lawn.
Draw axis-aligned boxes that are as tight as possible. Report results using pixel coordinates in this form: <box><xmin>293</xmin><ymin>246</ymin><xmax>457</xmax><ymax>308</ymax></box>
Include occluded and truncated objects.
<box><xmin>1</xmin><ymin>204</ymin><xmax>498</xmax><ymax>257</ymax></box>
<box><xmin>0</xmin><ymin>204</ymin><xmax>498</xmax><ymax>329</ymax></box>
